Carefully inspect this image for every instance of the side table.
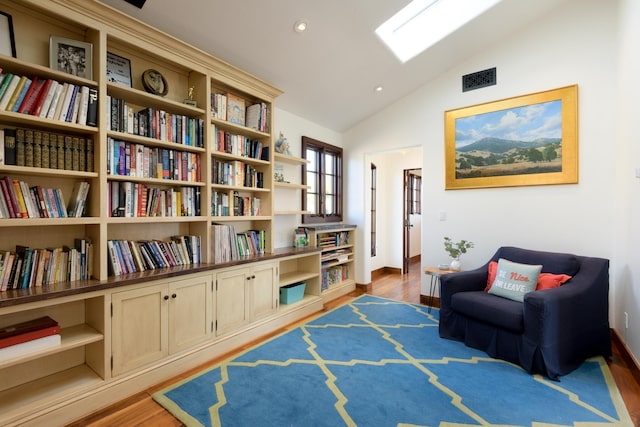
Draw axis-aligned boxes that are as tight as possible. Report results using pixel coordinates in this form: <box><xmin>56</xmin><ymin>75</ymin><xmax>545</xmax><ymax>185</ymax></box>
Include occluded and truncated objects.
<box><xmin>423</xmin><ymin>266</ymin><xmax>457</xmax><ymax>313</ymax></box>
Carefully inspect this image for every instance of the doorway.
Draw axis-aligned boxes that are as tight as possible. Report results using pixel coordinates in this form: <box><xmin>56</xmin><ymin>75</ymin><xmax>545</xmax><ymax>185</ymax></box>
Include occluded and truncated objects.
<box><xmin>403</xmin><ymin>168</ymin><xmax>422</xmax><ymax>274</ymax></box>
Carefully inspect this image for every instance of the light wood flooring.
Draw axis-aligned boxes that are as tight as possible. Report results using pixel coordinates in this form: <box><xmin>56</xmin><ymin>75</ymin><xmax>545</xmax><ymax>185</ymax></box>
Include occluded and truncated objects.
<box><xmin>69</xmin><ymin>260</ymin><xmax>640</xmax><ymax>426</ymax></box>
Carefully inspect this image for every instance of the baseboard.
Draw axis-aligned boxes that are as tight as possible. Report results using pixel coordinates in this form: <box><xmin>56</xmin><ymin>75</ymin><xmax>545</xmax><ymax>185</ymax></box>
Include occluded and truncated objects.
<box><xmin>611</xmin><ymin>328</ymin><xmax>640</xmax><ymax>386</ymax></box>
<box><xmin>356</xmin><ymin>282</ymin><xmax>372</xmax><ymax>293</ymax></box>
<box><xmin>371</xmin><ymin>267</ymin><xmax>401</xmax><ymax>281</ymax></box>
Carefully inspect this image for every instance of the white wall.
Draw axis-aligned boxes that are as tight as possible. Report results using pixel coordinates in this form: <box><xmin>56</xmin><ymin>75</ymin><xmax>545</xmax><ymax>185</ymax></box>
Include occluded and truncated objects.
<box><xmin>344</xmin><ymin>0</ymin><xmax>635</xmax><ymax>350</ymax></box>
<box><xmin>614</xmin><ymin>0</ymin><xmax>640</xmax><ymax>364</ymax></box>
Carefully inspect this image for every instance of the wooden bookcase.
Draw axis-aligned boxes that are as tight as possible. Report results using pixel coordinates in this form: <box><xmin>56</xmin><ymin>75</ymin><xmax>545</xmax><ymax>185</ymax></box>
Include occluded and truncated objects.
<box><xmin>0</xmin><ymin>1</ymin><xmax>330</xmax><ymax>425</ymax></box>
<box><xmin>304</xmin><ymin>225</ymin><xmax>357</xmax><ymax>301</ymax></box>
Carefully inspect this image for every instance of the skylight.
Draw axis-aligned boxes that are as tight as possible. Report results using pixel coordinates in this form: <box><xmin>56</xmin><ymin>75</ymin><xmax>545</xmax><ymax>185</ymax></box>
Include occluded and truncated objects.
<box><xmin>375</xmin><ymin>0</ymin><xmax>503</xmax><ymax>63</ymax></box>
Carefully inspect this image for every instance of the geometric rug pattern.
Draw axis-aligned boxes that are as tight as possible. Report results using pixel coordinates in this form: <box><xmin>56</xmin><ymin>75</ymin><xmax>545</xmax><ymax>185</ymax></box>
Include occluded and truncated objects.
<box><xmin>153</xmin><ymin>295</ymin><xmax>633</xmax><ymax>426</ymax></box>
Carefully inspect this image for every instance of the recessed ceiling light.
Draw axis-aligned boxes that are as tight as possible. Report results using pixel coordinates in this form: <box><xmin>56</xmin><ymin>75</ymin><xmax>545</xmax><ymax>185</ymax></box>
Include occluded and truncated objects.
<box><xmin>294</xmin><ymin>20</ymin><xmax>308</xmax><ymax>33</ymax></box>
<box><xmin>376</xmin><ymin>0</ymin><xmax>503</xmax><ymax>63</ymax></box>
<box><xmin>374</xmin><ymin>85</ymin><xmax>384</xmax><ymax>92</ymax></box>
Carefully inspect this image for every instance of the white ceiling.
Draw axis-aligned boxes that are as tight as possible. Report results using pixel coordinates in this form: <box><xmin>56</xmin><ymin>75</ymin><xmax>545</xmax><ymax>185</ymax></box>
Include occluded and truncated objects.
<box><xmin>98</xmin><ymin>0</ymin><xmax>570</xmax><ymax>132</ymax></box>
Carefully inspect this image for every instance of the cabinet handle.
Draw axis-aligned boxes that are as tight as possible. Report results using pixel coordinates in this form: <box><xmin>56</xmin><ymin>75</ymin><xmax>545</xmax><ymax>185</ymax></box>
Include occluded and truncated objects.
<box><xmin>163</xmin><ymin>295</ymin><xmax>169</xmax><ymax>300</ymax></box>
<box><xmin>251</xmin><ymin>275</ymin><xmax>256</xmax><ymax>279</ymax></box>
<box><xmin>172</xmin><ymin>293</ymin><xmax>177</xmax><ymax>299</ymax></box>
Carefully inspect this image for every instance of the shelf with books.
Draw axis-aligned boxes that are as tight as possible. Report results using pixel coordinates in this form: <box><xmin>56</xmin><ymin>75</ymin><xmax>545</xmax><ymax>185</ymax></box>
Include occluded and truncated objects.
<box><xmin>107</xmin><ymin>181</ymin><xmax>202</xmax><ymax>219</ymax></box>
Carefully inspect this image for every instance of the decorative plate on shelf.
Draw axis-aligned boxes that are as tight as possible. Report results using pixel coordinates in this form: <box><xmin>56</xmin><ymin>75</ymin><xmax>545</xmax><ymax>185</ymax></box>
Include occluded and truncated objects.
<box><xmin>141</xmin><ymin>69</ymin><xmax>168</xmax><ymax>96</ymax></box>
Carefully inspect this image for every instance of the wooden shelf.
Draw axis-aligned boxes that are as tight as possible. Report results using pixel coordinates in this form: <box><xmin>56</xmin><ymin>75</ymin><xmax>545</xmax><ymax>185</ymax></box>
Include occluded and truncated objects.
<box><xmin>274</xmin><ymin>153</ymin><xmax>308</xmax><ymax>165</ymax></box>
<box><xmin>0</xmin><ymin>324</ymin><xmax>103</xmax><ymax>369</ymax></box>
<box><xmin>274</xmin><ymin>210</ymin><xmax>311</xmax><ymax>215</ymax></box>
<box><xmin>107</xmin><ymin>83</ymin><xmax>206</xmax><ymax>117</ymax></box>
<box><xmin>210</xmin><ymin>183</ymin><xmax>270</xmax><ymax>192</ymax></box>
<box><xmin>211</xmin><ymin>117</ymin><xmax>270</xmax><ymax>140</ymax></box>
<box><xmin>107</xmin><ymin>130</ymin><xmax>206</xmax><ymax>153</ymax></box>
<box><xmin>274</xmin><ymin>182</ymin><xmax>308</xmax><ymax>190</ymax></box>
<box><xmin>0</xmin><ymin>165</ymin><xmax>99</xmax><ymax>179</ymax></box>
<box><xmin>279</xmin><ymin>271</ymin><xmax>319</xmax><ymax>287</ymax></box>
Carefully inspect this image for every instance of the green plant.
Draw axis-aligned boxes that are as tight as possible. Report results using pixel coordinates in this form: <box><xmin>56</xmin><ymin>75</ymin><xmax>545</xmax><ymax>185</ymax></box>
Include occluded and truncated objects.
<box><xmin>443</xmin><ymin>237</ymin><xmax>474</xmax><ymax>259</ymax></box>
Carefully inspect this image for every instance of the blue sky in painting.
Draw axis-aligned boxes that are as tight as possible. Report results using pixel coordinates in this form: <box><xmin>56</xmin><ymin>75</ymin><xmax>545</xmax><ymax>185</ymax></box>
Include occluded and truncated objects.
<box><xmin>455</xmin><ymin>100</ymin><xmax>562</xmax><ymax>148</ymax></box>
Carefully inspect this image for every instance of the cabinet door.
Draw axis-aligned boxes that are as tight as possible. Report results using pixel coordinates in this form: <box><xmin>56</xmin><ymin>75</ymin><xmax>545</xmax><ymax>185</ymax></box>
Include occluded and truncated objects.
<box><xmin>215</xmin><ymin>267</ymin><xmax>250</xmax><ymax>336</ymax></box>
<box><xmin>168</xmin><ymin>274</ymin><xmax>213</xmax><ymax>353</ymax></box>
<box><xmin>251</xmin><ymin>262</ymin><xmax>278</xmax><ymax>321</ymax></box>
<box><xmin>112</xmin><ymin>285</ymin><xmax>168</xmax><ymax>376</ymax></box>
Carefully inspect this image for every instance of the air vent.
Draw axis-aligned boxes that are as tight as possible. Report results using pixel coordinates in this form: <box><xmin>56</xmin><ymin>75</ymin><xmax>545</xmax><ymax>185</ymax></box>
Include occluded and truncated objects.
<box><xmin>462</xmin><ymin>67</ymin><xmax>496</xmax><ymax>92</ymax></box>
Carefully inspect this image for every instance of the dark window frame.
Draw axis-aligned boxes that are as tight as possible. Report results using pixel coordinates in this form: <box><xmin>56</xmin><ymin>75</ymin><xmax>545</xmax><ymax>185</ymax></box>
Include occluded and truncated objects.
<box><xmin>301</xmin><ymin>136</ymin><xmax>343</xmax><ymax>224</ymax></box>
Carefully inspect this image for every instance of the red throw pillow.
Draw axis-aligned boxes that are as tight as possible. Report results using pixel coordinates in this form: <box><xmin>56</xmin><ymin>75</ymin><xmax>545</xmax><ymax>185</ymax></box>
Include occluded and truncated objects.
<box><xmin>485</xmin><ymin>261</ymin><xmax>498</xmax><ymax>291</ymax></box>
<box><xmin>536</xmin><ymin>273</ymin><xmax>572</xmax><ymax>290</ymax></box>
<box><xmin>485</xmin><ymin>261</ymin><xmax>572</xmax><ymax>291</ymax></box>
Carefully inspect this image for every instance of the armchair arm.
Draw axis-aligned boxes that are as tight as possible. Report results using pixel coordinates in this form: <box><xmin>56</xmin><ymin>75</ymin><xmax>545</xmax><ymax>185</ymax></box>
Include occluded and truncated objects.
<box><xmin>439</xmin><ymin>265</ymin><xmax>489</xmax><ymax>310</ymax></box>
<box><xmin>523</xmin><ymin>257</ymin><xmax>611</xmax><ymax>377</ymax></box>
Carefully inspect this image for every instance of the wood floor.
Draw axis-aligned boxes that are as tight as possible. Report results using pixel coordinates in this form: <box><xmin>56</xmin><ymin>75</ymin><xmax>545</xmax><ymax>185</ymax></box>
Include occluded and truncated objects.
<box><xmin>69</xmin><ymin>260</ymin><xmax>640</xmax><ymax>427</ymax></box>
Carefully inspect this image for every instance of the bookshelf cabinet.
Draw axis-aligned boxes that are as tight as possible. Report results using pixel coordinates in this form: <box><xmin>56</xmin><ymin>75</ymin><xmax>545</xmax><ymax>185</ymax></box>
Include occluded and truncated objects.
<box><xmin>305</xmin><ymin>225</ymin><xmax>357</xmax><ymax>301</ymax></box>
<box><xmin>0</xmin><ymin>1</ymin><xmax>340</xmax><ymax>425</ymax></box>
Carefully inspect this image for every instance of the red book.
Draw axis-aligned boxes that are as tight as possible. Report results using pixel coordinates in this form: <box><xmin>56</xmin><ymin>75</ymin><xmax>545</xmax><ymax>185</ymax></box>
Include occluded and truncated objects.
<box><xmin>0</xmin><ymin>178</ymin><xmax>16</xmax><ymax>218</ymax></box>
<box><xmin>0</xmin><ymin>316</ymin><xmax>60</xmax><ymax>349</ymax></box>
<box><xmin>3</xmin><ymin>176</ymin><xmax>22</xmax><ymax>218</ymax></box>
<box><xmin>30</xmin><ymin>79</ymin><xmax>53</xmax><ymax>117</ymax></box>
<box><xmin>17</xmin><ymin>76</ymin><xmax>43</xmax><ymax>114</ymax></box>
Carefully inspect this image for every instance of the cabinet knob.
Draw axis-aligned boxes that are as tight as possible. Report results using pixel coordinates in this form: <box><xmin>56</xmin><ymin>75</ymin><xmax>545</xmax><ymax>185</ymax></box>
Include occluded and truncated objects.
<box><xmin>172</xmin><ymin>293</ymin><xmax>177</xmax><ymax>299</ymax></box>
<box><xmin>163</xmin><ymin>295</ymin><xmax>169</xmax><ymax>300</ymax></box>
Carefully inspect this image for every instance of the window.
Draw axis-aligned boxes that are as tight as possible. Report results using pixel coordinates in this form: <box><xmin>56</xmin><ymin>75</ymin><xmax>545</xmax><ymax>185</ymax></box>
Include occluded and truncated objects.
<box><xmin>409</xmin><ymin>172</ymin><xmax>421</xmax><ymax>214</ymax></box>
<box><xmin>371</xmin><ymin>163</ymin><xmax>377</xmax><ymax>257</ymax></box>
<box><xmin>302</xmin><ymin>136</ymin><xmax>343</xmax><ymax>224</ymax></box>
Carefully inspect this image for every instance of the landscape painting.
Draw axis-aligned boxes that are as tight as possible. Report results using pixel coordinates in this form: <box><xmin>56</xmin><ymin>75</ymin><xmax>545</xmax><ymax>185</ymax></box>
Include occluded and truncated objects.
<box><xmin>445</xmin><ymin>85</ymin><xmax>578</xmax><ymax>189</ymax></box>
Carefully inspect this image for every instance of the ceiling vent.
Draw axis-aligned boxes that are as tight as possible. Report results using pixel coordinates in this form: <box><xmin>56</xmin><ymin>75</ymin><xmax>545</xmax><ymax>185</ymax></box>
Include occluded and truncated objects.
<box><xmin>462</xmin><ymin>67</ymin><xmax>496</xmax><ymax>92</ymax></box>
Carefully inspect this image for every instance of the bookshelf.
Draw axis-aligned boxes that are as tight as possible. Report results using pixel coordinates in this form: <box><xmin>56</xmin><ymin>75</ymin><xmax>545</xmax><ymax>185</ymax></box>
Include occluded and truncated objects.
<box><xmin>304</xmin><ymin>225</ymin><xmax>357</xmax><ymax>301</ymax></box>
<box><xmin>0</xmin><ymin>1</ymin><xmax>346</xmax><ymax>425</ymax></box>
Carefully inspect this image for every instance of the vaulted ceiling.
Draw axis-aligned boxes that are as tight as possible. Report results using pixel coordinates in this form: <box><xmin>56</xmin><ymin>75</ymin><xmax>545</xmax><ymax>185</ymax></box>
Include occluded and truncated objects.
<box><xmin>99</xmin><ymin>0</ymin><xmax>570</xmax><ymax>132</ymax></box>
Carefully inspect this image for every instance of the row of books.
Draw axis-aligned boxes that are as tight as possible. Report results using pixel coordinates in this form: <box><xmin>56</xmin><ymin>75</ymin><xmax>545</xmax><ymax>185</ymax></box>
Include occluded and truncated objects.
<box><xmin>0</xmin><ymin>71</ymin><xmax>98</xmax><ymax>127</ymax></box>
<box><xmin>321</xmin><ymin>265</ymin><xmax>349</xmax><ymax>291</ymax></box>
<box><xmin>210</xmin><ymin>92</ymin><xmax>270</xmax><ymax>133</ymax></box>
<box><xmin>107</xmin><ymin>137</ymin><xmax>201</xmax><ymax>182</ymax></box>
<box><xmin>213</xmin><ymin>126</ymin><xmax>268</xmax><ymax>160</ymax></box>
<box><xmin>0</xmin><ymin>316</ymin><xmax>61</xmax><ymax>362</ymax></box>
<box><xmin>317</xmin><ymin>231</ymin><xmax>350</xmax><ymax>248</ymax></box>
<box><xmin>108</xmin><ymin>181</ymin><xmax>200</xmax><ymax>217</ymax></box>
<box><xmin>211</xmin><ymin>158</ymin><xmax>264</xmax><ymax>188</ymax></box>
<box><xmin>210</xmin><ymin>191</ymin><xmax>261</xmax><ymax>217</ymax></box>
<box><xmin>0</xmin><ymin>175</ymin><xmax>89</xmax><ymax>219</ymax></box>
<box><xmin>1</xmin><ymin>128</ymin><xmax>94</xmax><ymax>172</ymax></box>
<box><xmin>107</xmin><ymin>235</ymin><xmax>201</xmax><ymax>277</ymax></box>
<box><xmin>0</xmin><ymin>239</ymin><xmax>93</xmax><ymax>290</ymax></box>
<box><xmin>108</xmin><ymin>96</ymin><xmax>204</xmax><ymax>147</ymax></box>
<box><xmin>211</xmin><ymin>224</ymin><xmax>265</xmax><ymax>263</ymax></box>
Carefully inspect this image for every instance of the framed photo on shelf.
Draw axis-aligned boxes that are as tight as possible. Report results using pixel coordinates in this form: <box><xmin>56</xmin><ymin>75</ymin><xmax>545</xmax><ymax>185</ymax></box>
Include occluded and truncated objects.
<box><xmin>106</xmin><ymin>51</ymin><xmax>132</xmax><ymax>87</ymax></box>
<box><xmin>444</xmin><ymin>85</ymin><xmax>578</xmax><ymax>190</ymax></box>
<box><xmin>0</xmin><ymin>11</ymin><xmax>16</xmax><ymax>57</ymax></box>
<box><xmin>49</xmin><ymin>36</ymin><xmax>93</xmax><ymax>79</ymax></box>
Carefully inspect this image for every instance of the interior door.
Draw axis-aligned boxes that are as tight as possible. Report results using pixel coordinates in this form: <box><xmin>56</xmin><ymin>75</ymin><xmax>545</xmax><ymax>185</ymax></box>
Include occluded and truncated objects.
<box><xmin>403</xmin><ymin>169</ymin><xmax>411</xmax><ymax>274</ymax></box>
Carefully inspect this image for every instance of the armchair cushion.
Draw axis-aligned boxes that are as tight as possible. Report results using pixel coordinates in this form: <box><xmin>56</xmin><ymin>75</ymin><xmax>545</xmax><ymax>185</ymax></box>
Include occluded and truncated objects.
<box><xmin>485</xmin><ymin>260</ymin><xmax>573</xmax><ymax>291</ymax></box>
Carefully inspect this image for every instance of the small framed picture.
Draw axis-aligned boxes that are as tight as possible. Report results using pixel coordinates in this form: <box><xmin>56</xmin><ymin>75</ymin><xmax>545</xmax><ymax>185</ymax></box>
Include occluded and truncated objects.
<box><xmin>106</xmin><ymin>52</ymin><xmax>132</xmax><ymax>87</ymax></box>
<box><xmin>0</xmin><ymin>11</ymin><xmax>16</xmax><ymax>57</ymax></box>
<box><xmin>50</xmin><ymin>36</ymin><xmax>93</xmax><ymax>80</ymax></box>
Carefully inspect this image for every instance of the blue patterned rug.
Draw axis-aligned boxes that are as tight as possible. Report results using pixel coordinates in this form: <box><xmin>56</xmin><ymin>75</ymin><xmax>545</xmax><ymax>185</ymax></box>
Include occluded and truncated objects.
<box><xmin>153</xmin><ymin>295</ymin><xmax>631</xmax><ymax>426</ymax></box>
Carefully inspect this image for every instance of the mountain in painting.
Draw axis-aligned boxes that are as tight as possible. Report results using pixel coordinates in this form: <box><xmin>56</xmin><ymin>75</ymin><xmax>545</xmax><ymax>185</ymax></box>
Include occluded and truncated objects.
<box><xmin>458</xmin><ymin>137</ymin><xmax>561</xmax><ymax>153</ymax></box>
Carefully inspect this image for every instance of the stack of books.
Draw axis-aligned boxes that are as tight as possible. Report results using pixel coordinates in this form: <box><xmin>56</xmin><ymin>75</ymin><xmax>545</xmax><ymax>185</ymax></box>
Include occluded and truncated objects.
<box><xmin>0</xmin><ymin>316</ymin><xmax>61</xmax><ymax>362</ymax></box>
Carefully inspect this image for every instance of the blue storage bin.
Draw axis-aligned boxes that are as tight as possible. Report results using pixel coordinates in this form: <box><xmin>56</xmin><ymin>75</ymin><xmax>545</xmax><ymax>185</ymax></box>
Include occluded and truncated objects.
<box><xmin>280</xmin><ymin>282</ymin><xmax>306</xmax><ymax>304</ymax></box>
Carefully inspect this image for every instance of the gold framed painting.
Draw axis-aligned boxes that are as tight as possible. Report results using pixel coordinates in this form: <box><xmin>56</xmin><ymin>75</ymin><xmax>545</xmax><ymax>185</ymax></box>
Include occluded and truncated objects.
<box><xmin>444</xmin><ymin>85</ymin><xmax>578</xmax><ymax>190</ymax></box>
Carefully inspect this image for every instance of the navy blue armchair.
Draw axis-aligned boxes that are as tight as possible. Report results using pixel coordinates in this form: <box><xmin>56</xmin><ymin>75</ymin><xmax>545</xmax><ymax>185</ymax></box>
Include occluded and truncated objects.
<box><xmin>439</xmin><ymin>246</ymin><xmax>611</xmax><ymax>380</ymax></box>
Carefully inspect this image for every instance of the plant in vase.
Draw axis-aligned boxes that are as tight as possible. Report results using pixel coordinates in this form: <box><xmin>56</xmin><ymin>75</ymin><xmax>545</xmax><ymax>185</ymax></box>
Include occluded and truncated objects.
<box><xmin>443</xmin><ymin>237</ymin><xmax>474</xmax><ymax>271</ymax></box>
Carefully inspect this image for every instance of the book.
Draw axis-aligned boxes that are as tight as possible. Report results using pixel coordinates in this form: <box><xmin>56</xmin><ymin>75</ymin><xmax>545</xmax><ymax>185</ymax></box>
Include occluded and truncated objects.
<box><xmin>17</xmin><ymin>76</ymin><xmax>44</xmax><ymax>114</ymax></box>
<box><xmin>76</xmin><ymin>86</ymin><xmax>90</xmax><ymax>125</ymax></box>
<box><xmin>86</xmin><ymin>87</ymin><xmax>98</xmax><ymax>126</ymax></box>
<box><xmin>11</xmin><ymin>77</ymin><xmax>33</xmax><ymax>113</ymax></box>
<box><xmin>226</xmin><ymin>93</ymin><xmax>245</xmax><ymax>126</ymax></box>
<box><xmin>51</xmin><ymin>82</ymin><xmax>70</xmax><ymax>120</ymax></box>
<box><xmin>0</xmin><ymin>74</ymin><xmax>20</xmax><ymax>110</ymax></box>
<box><xmin>0</xmin><ymin>334</ymin><xmax>61</xmax><ymax>362</ymax></box>
<box><xmin>45</xmin><ymin>82</ymin><xmax>65</xmax><ymax>119</ymax></box>
<box><xmin>5</xmin><ymin>76</ymin><xmax>28</xmax><ymax>111</ymax></box>
<box><xmin>0</xmin><ymin>73</ymin><xmax>14</xmax><ymax>103</ymax></box>
<box><xmin>30</xmin><ymin>79</ymin><xmax>54</xmax><ymax>117</ymax></box>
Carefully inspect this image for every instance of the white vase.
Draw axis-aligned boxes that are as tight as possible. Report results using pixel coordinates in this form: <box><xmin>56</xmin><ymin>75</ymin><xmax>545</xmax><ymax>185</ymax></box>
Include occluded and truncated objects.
<box><xmin>450</xmin><ymin>258</ymin><xmax>461</xmax><ymax>271</ymax></box>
